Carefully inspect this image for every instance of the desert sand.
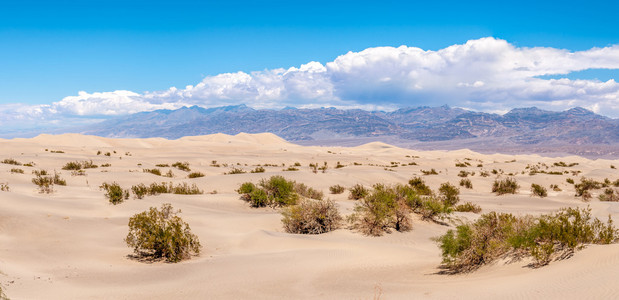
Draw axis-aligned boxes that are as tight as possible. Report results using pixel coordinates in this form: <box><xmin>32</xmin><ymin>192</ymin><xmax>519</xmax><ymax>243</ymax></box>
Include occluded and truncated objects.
<box><xmin>0</xmin><ymin>133</ymin><xmax>618</xmax><ymax>299</ymax></box>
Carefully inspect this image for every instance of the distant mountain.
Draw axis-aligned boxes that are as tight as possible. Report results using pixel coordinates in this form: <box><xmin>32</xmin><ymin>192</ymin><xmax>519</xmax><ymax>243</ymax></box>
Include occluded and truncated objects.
<box><xmin>77</xmin><ymin>105</ymin><xmax>619</xmax><ymax>156</ymax></box>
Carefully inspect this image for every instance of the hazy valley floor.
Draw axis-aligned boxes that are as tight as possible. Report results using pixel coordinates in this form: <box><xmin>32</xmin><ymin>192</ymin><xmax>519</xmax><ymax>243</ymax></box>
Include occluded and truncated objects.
<box><xmin>0</xmin><ymin>133</ymin><xmax>618</xmax><ymax>299</ymax></box>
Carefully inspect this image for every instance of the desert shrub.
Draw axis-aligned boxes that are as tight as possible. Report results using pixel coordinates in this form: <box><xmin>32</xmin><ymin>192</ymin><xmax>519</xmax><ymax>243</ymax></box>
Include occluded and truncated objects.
<box><xmin>459</xmin><ymin>178</ymin><xmax>473</xmax><ymax>189</ymax></box>
<box><xmin>100</xmin><ymin>182</ymin><xmax>129</xmax><ymax>204</ymax></box>
<box><xmin>437</xmin><ymin>207</ymin><xmax>618</xmax><ymax>272</ymax></box>
<box><xmin>408</xmin><ymin>177</ymin><xmax>432</xmax><ymax>195</ymax></box>
<box><xmin>125</xmin><ymin>203</ymin><xmax>201</xmax><ymax>262</ymax></box>
<box><xmin>10</xmin><ymin>168</ymin><xmax>24</xmax><ymax>174</ymax></box>
<box><xmin>62</xmin><ymin>161</ymin><xmax>82</xmax><ymax>170</ymax></box>
<box><xmin>0</xmin><ymin>183</ymin><xmax>9</xmax><ymax>192</ymax></box>
<box><xmin>348</xmin><ymin>184</ymin><xmax>369</xmax><ymax>200</ymax></box>
<box><xmin>294</xmin><ymin>183</ymin><xmax>323</xmax><ymax>200</ymax></box>
<box><xmin>0</xmin><ymin>282</ymin><xmax>7</xmax><ymax>300</ymax></box>
<box><xmin>71</xmin><ymin>170</ymin><xmax>86</xmax><ymax>176</ymax></box>
<box><xmin>457</xmin><ymin>170</ymin><xmax>470</xmax><ymax>177</ymax></box>
<box><xmin>329</xmin><ymin>184</ymin><xmax>346</xmax><ymax>194</ymax></box>
<box><xmin>33</xmin><ymin>169</ymin><xmax>48</xmax><ymax>176</ymax></box>
<box><xmin>32</xmin><ymin>174</ymin><xmax>58</xmax><ymax>193</ymax></box>
<box><xmin>250</xmin><ymin>166</ymin><xmax>265</xmax><ymax>173</ymax></box>
<box><xmin>81</xmin><ymin>160</ymin><xmax>97</xmax><ymax>169</ymax></box>
<box><xmin>574</xmin><ymin>177</ymin><xmax>602</xmax><ymax>201</ymax></box>
<box><xmin>335</xmin><ymin>162</ymin><xmax>345</xmax><ymax>169</ymax></box>
<box><xmin>172</xmin><ymin>182</ymin><xmax>203</xmax><ymax>195</ymax></box>
<box><xmin>599</xmin><ymin>188</ymin><xmax>619</xmax><ymax>202</ymax></box>
<box><xmin>566</xmin><ymin>178</ymin><xmax>575</xmax><ymax>184</ymax></box>
<box><xmin>163</xmin><ymin>170</ymin><xmax>174</xmax><ymax>177</ymax></box>
<box><xmin>226</xmin><ymin>167</ymin><xmax>246</xmax><ymax>174</ymax></box>
<box><xmin>293</xmin><ymin>162</ymin><xmax>301</xmax><ymax>167</ymax></box>
<box><xmin>421</xmin><ymin>168</ymin><xmax>438</xmax><ymax>175</ymax></box>
<box><xmin>238</xmin><ymin>176</ymin><xmax>299</xmax><ymax>207</ymax></box>
<box><xmin>101</xmin><ymin>163</ymin><xmax>111</xmax><ymax>167</ymax></box>
<box><xmin>187</xmin><ymin>171</ymin><xmax>205</xmax><ymax>178</ymax></box>
<box><xmin>172</xmin><ymin>161</ymin><xmax>191</xmax><ymax>172</ymax></box>
<box><xmin>439</xmin><ymin>182</ymin><xmax>460</xmax><ymax>206</ymax></box>
<box><xmin>282</xmin><ymin>199</ymin><xmax>342</xmax><ymax>234</ymax></box>
<box><xmin>52</xmin><ymin>172</ymin><xmax>66</xmax><ymax>186</ymax></box>
<box><xmin>143</xmin><ymin>168</ymin><xmax>162</xmax><ymax>176</ymax></box>
<box><xmin>23</xmin><ymin>162</ymin><xmax>35</xmax><ymax>167</ymax></box>
<box><xmin>492</xmin><ymin>177</ymin><xmax>519</xmax><ymax>195</ymax></box>
<box><xmin>416</xmin><ymin>196</ymin><xmax>452</xmax><ymax>220</ymax></box>
<box><xmin>530</xmin><ymin>183</ymin><xmax>548</xmax><ymax>198</ymax></box>
<box><xmin>131</xmin><ymin>183</ymin><xmax>148</xmax><ymax>199</ymax></box>
<box><xmin>348</xmin><ymin>185</ymin><xmax>412</xmax><ymax>236</ymax></box>
<box><xmin>283</xmin><ymin>166</ymin><xmax>299</xmax><ymax>171</ymax></box>
<box><xmin>454</xmin><ymin>202</ymin><xmax>482</xmax><ymax>213</ymax></box>
<box><xmin>156</xmin><ymin>163</ymin><xmax>169</xmax><ymax>167</ymax></box>
<box><xmin>479</xmin><ymin>171</ymin><xmax>490</xmax><ymax>177</ymax></box>
<box><xmin>1</xmin><ymin>158</ymin><xmax>21</xmax><ymax>165</ymax></box>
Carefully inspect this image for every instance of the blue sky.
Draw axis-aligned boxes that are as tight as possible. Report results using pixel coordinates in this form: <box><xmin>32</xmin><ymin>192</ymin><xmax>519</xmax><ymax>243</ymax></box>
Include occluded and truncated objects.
<box><xmin>0</xmin><ymin>0</ymin><xmax>618</xmax><ymax>132</ymax></box>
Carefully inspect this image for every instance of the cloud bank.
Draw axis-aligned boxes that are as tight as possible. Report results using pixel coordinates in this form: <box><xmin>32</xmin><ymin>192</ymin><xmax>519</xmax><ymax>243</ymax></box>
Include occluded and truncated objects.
<box><xmin>2</xmin><ymin>37</ymin><xmax>619</xmax><ymax>131</ymax></box>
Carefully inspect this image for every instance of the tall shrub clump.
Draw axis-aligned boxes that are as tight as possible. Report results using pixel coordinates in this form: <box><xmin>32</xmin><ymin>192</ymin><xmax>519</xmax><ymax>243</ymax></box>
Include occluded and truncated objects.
<box><xmin>237</xmin><ymin>176</ymin><xmax>300</xmax><ymax>207</ymax></box>
<box><xmin>125</xmin><ymin>203</ymin><xmax>201</xmax><ymax>262</ymax></box>
<box><xmin>282</xmin><ymin>199</ymin><xmax>342</xmax><ymax>234</ymax></box>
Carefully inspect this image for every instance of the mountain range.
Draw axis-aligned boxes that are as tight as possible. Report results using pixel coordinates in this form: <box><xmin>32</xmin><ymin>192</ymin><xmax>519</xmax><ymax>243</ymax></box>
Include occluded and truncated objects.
<box><xmin>77</xmin><ymin>105</ymin><xmax>619</xmax><ymax>157</ymax></box>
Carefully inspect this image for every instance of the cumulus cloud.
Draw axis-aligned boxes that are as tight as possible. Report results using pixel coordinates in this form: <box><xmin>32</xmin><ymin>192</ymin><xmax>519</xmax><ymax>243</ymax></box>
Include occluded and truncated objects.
<box><xmin>2</xmin><ymin>37</ymin><xmax>619</xmax><ymax>130</ymax></box>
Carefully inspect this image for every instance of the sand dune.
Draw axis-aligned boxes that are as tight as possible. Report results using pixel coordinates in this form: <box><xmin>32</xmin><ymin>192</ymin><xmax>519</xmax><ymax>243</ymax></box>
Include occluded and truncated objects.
<box><xmin>0</xmin><ymin>133</ymin><xmax>618</xmax><ymax>299</ymax></box>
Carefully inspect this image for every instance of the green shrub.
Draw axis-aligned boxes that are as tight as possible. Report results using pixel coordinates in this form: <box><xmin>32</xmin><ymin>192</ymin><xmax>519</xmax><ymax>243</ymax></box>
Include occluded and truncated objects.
<box><xmin>246</xmin><ymin>188</ymin><xmax>269</xmax><ymax>207</ymax></box>
<box><xmin>459</xmin><ymin>178</ymin><xmax>473</xmax><ymax>189</ymax></box>
<box><xmin>348</xmin><ymin>185</ymin><xmax>412</xmax><ymax>236</ymax></box>
<box><xmin>437</xmin><ymin>207</ymin><xmax>618</xmax><ymax>273</ymax></box>
<box><xmin>408</xmin><ymin>177</ymin><xmax>432</xmax><ymax>195</ymax></box>
<box><xmin>294</xmin><ymin>183</ymin><xmax>323</xmax><ymax>200</ymax></box>
<box><xmin>348</xmin><ymin>184</ymin><xmax>369</xmax><ymax>200</ymax></box>
<box><xmin>131</xmin><ymin>183</ymin><xmax>148</xmax><ymax>199</ymax></box>
<box><xmin>238</xmin><ymin>176</ymin><xmax>299</xmax><ymax>207</ymax></box>
<box><xmin>226</xmin><ymin>167</ymin><xmax>246</xmax><ymax>174</ymax></box>
<box><xmin>100</xmin><ymin>182</ymin><xmax>129</xmax><ymax>204</ymax></box>
<box><xmin>187</xmin><ymin>171</ymin><xmax>205</xmax><ymax>178</ymax></box>
<box><xmin>530</xmin><ymin>183</ymin><xmax>548</xmax><ymax>198</ymax></box>
<box><xmin>492</xmin><ymin>177</ymin><xmax>519</xmax><ymax>195</ymax></box>
<box><xmin>172</xmin><ymin>161</ymin><xmax>191</xmax><ymax>172</ymax></box>
<box><xmin>454</xmin><ymin>202</ymin><xmax>482</xmax><ymax>213</ymax></box>
<box><xmin>125</xmin><ymin>203</ymin><xmax>201</xmax><ymax>262</ymax></box>
<box><xmin>237</xmin><ymin>182</ymin><xmax>257</xmax><ymax>194</ymax></box>
<box><xmin>172</xmin><ymin>182</ymin><xmax>203</xmax><ymax>195</ymax></box>
<box><xmin>282</xmin><ymin>199</ymin><xmax>342</xmax><ymax>234</ymax></box>
<box><xmin>143</xmin><ymin>168</ymin><xmax>162</xmax><ymax>176</ymax></box>
<box><xmin>439</xmin><ymin>182</ymin><xmax>460</xmax><ymax>206</ymax></box>
<box><xmin>62</xmin><ymin>161</ymin><xmax>82</xmax><ymax>170</ymax></box>
<box><xmin>421</xmin><ymin>168</ymin><xmax>438</xmax><ymax>175</ymax></box>
<box><xmin>599</xmin><ymin>188</ymin><xmax>619</xmax><ymax>202</ymax></box>
<box><xmin>574</xmin><ymin>177</ymin><xmax>602</xmax><ymax>201</ymax></box>
<box><xmin>329</xmin><ymin>184</ymin><xmax>346</xmax><ymax>194</ymax></box>
<box><xmin>1</xmin><ymin>158</ymin><xmax>21</xmax><ymax>165</ymax></box>
<box><xmin>250</xmin><ymin>166</ymin><xmax>265</xmax><ymax>173</ymax></box>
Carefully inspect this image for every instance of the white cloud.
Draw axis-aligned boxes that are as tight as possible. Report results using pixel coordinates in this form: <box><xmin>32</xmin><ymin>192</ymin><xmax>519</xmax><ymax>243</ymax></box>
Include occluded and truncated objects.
<box><xmin>2</xmin><ymin>36</ymin><xmax>619</xmax><ymax>130</ymax></box>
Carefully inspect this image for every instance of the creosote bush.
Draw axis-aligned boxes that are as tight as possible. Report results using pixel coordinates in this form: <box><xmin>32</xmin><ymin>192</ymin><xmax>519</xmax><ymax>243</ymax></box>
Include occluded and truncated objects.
<box><xmin>100</xmin><ymin>182</ymin><xmax>129</xmax><ymax>204</ymax></box>
<box><xmin>438</xmin><ymin>182</ymin><xmax>460</xmax><ymax>206</ymax></box>
<box><xmin>282</xmin><ymin>199</ymin><xmax>342</xmax><ymax>234</ymax></box>
<box><xmin>348</xmin><ymin>184</ymin><xmax>369</xmax><ymax>200</ymax></box>
<box><xmin>187</xmin><ymin>171</ymin><xmax>205</xmax><ymax>178</ymax></box>
<box><xmin>237</xmin><ymin>176</ymin><xmax>301</xmax><ymax>207</ymax></box>
<box><xmin>459</xmin><ymin>178</ymin><xmax>473</xmax><ymax>189</ymax></box>
<box><xmin>329</xmin><ymin>184</ymin><xmax>346</xmax><ymax>194</ymax></box>
<box><xmin>125</xmin><ymin>203</ymin><xmax>201</xmax><ymax>262</ymax></box>
<box><xmin>172</xmin><ymin>161</ymin><xmax>191</xmax><ymax>172</ymax></box>
<box><xmin>408</xmin><ymin>177</ymin><xmax>432</xmax><ymax>195</ymax></box>
<box><xmin>437</xmin><ymin>207</ymin><xmax>618</xmax><ymax>273</ymax></box>
<box><xmin>530</xmin><ymin>183</ymin><xmax>548</xmax><ymax>198</ymax></box>
<box><xmin>454</xmin><ymin>202</ymin><xmax>482</xmax><ymax>213</ymax></box>
<box><xmin>492</xmin><ymin>177</ymin><xmax>519</xmax><ymax>195</ymax></box>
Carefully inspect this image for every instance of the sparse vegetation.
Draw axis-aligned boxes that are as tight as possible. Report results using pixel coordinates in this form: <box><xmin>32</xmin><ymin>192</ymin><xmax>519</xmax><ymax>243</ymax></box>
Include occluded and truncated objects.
<box><xmin>172</xmin><ymin>161</ymin><xmax>191</xmax><ymax>172</ymax></box>
<box><xmin>566</xmin><ymin>178</ymin><xmax>575</xmax><ymax>184</ymax></box>
<box><xmin>62</xmin><ymin>160</ymin><xmax>98</xmax><ymax>170</ymax></box>
<box><xmin>530</xmin><ymin>183</ymin><xmax>548</xmax><ymax>198</ymax></box>
<box><xmin>329</xmin><ymin>184</ymin><xmax>346</xmax><ymax>194</ymax></box>
<box><xmin>421</xmin><ymin>168</ymin><xmax>438</xmax><ymax>175</ymax></box>
<box><xmin>0</xmin><ymin>183</ymin><xmax>9</xmax><ymax>192</ymax></box>
<box><xmin>250</xmin><ymin>166</ymin><xmax>265</xmax><ymax>173</ymax></box>
<box><xmin>156</xmin><ymin>163</ymin><xmax>170</xmax><ymax>167</ymax></box>
<box><xmin>283</xmin><ymin>166</ymin><xmax>299</xmax><ymax>171</ymax></box>
<box><xmin>32</xmin><ymin>171</ymin><xmax>65</xmax><ymax>193</ymax></box>
<box><xmin>143</xmin><ymin>168</ymin><xmax>162</xmax><ymax>176</ymax></box>
<box><xmin>347</xmin><ymin>184</ymin><xmax>413</xmax><ymax>236</ymax></box>
<box><xmin>282</xmin><ymin>199</ymin><xmax>342</xmax><ymax>234</ymax></box>
<box><xmin>454</xmin><ymin>202</ymin><xmax>481</xmax><ymax>213</ymax></box>
<box><xmin>2</xmin><ymin>158</ymin><xmax>21</xmax><ymax>165</ymax></box>
<box><xmin>100</xmin><ymin>182</ymin><xmax>129</xmax><ymax>204</ymax></box>
<box><xmin>125</xmin><ymin>203</ymin><xmax>201</xmax><ymax>262</ymax></box>
<box><xmin>574</xmin><ymin>177</ymin><xmax>602</xmax><ymax>201</ymax></box>
<box><xmin>459</xmin><ymin>178</ymin><xmax>472</xmax><ymax>189</ymax></box>
<box><xmin>226</xmin><ymin>167</ymin><xmax>246</xmax><ymax>175</ymax></box>
<box><xmin>348</xmin><ymin>184</ymin><xmax>369</xmax><ymax>200</ymax></box>
<box><xmin>187</xmin><ymin>171</ymin><xmax>205</xmax><ymax>178</ymax></box>
<box><xmin>550</xmin><ymin>184</ymin><xmax>562</xmax><ymax>192</ymax></box>
<box><xmin>492</xmin><ymin>177</ymin><xmax>519</xmax><ymax>195</ymax></box>
<box><xmin>10</xmin><ymin>168</ymin><xmax>24</xmax><ymax>174</ymax></box>
<box><xmin>294</xmin><ymin>183</ymin><xmax>323</xmax><ymax>200</ymax></box>
<box><xmin>437</xmin><ymin>207</ymin><xmax>618</xmax><ymax>273</ymax></box>
<box><xmin>599</xmin><ymin>188</ymin><xmax>619</xmax><ymax>202</ymax></box>
<box><xmin>238</xmin><ymin>176</ymin><xmax>300</xmax><ymax>207</ymax></box>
